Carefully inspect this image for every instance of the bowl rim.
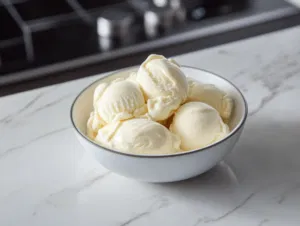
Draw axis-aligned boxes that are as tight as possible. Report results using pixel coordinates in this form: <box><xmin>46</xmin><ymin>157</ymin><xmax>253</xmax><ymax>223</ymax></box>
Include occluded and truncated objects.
<box><xmin>70</xmin><ymin>65</ymin><xmax>248</xmax><ymax>158</ymax></box>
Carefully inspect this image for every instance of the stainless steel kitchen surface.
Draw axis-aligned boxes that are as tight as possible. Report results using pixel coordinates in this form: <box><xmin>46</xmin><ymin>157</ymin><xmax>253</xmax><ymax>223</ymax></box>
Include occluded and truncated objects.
<box><xmin>0</xmin><ymin>0</ymin><xmax>299</xmax><ymax>95</ymax></box>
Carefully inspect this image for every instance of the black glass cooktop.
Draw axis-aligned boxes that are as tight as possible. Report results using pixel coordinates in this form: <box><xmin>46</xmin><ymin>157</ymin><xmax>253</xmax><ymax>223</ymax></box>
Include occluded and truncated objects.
<box><xmin>0</xmin><ymin>0</ymin><xmax>299</xmax><ymax>89</ymax></box>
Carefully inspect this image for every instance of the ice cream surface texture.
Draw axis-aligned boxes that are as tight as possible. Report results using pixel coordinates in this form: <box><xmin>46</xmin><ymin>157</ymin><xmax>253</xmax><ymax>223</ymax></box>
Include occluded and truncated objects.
<box><xmin>170</xmin><ymin>102</ymin><xmax>230</xmax><ymax>151</ymax></box>
<box><xmin>93</xmin><ymin>78</ymin><xmax>147</xmax><ymax>125</ymax></box>
<box><xmin>187</xmin><ymin>78</ymin><xmax>233</xmax><ymax>120</ymax></box>
<box><xmin>87</xmin><ymin>111</ymin><xmax>103</xmax><ymax>139</ymax></box>
<box><xmin>136</xmin><ymin>54</ymin><xmax>188</xmax><ymax>121</ymax></box>
<box><xmin>86</xmin><ymin>54</ymin><xmax>233</xmax><ymax>155</ymax></box>
<box><xmin>95</xmin><ymin>118</ymin><xmax>181</xmax><ymax>155</ymax></box>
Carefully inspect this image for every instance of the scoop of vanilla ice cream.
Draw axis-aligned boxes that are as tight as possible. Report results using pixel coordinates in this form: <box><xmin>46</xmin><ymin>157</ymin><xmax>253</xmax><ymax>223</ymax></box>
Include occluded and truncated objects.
<box><xmin>87</xmin><ymin>111</ymin><xmax>105</xmax><ymax>139</ymax></box>
<box><xmin>95</xmin><ymin>118</ymin><xmax>181</xmax><ymax>155</ymax></box>
<box><xmin>93</xmin><ymin>78</ymin><xmax>147</xmax><ymax>125</ymax></box>
<box><xmin>136</xmin><ymin>54</ymin><xmax>188</xmax><ymax>121</ymax></box>
<box><xmin>170</xmin><ymin>102</ymin><xmax>229</xmax><ymax>151</ymax></box>
<box><xmin>187</xmin><ymin>78</ymin><xmax>233</xmax><ymax>120</ymax></box>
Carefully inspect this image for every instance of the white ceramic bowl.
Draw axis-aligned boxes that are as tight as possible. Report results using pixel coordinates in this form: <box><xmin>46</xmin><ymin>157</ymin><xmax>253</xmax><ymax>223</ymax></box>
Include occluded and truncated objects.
<box><xmin>71</xmin><ymin>66</ymin><xmax>247</xmax><ymax>183</ymax></box>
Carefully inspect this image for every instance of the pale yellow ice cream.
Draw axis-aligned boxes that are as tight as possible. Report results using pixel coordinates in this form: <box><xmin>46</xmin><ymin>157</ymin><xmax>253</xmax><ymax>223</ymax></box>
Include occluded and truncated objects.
<box><xmin>95</xmin><ymin>118</ymin><xmax>181</xmax><ymax>155</ymax></box>
<box><xmin>136</xmin><ymin>54</ymin><xmax>188</xmax><ymax>121</ymax></box>
<box><xmin>87</xmin><ymin>111</ymin><xmax>104</xmax><ymax>139</ymax></box>
<box><xmin>93</xmin><ymin>78</ymin><xmax>147</xmax><ymax>125</ymax></box>
<box><xmin>86</xmin><ymin>54</ymin><xmax>233</xmax><ymax>155</ymax></box>
<box><xmin>170</xmin><ymin>102</ymin><xmax>229</xmax><ymax>151</ymax></box>
<box><xmin>187</xmin><ymin>78</ymin><xmax>233</xmax><ymax>120</ymax></box>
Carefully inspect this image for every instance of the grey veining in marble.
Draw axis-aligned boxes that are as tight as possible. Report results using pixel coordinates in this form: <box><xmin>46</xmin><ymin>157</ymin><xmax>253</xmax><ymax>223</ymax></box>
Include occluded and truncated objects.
<box><xmin>1</xmin><ymin>26</ymin><xmax>300</xmax><ymax>226</ymax></box>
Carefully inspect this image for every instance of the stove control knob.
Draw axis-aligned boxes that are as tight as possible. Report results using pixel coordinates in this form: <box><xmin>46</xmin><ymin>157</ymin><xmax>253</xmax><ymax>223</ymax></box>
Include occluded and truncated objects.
<box><xmin>144</xmin><ymin>6</ymin><xmax>175</xmax><ymax>38</ymax></box>
<box><xmin>97</xmin><ymin>8</ymin><xmax>135</xmax><ymax>38</ymax></box>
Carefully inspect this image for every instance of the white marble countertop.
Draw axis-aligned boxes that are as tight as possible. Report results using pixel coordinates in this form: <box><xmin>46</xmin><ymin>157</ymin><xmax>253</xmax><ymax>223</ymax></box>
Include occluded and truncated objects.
<box><xmin>1</xmin><ymin>26</ymin><xmax>300</xmax><ymax>226</ymax></box>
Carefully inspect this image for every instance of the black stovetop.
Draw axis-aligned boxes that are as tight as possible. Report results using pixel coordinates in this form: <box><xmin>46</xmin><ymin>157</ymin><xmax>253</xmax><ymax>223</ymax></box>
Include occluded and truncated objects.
<box><xmin>0</xmin><ymin>0</ymin><xmax>299</xmax><ymax>92</ymax></box>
